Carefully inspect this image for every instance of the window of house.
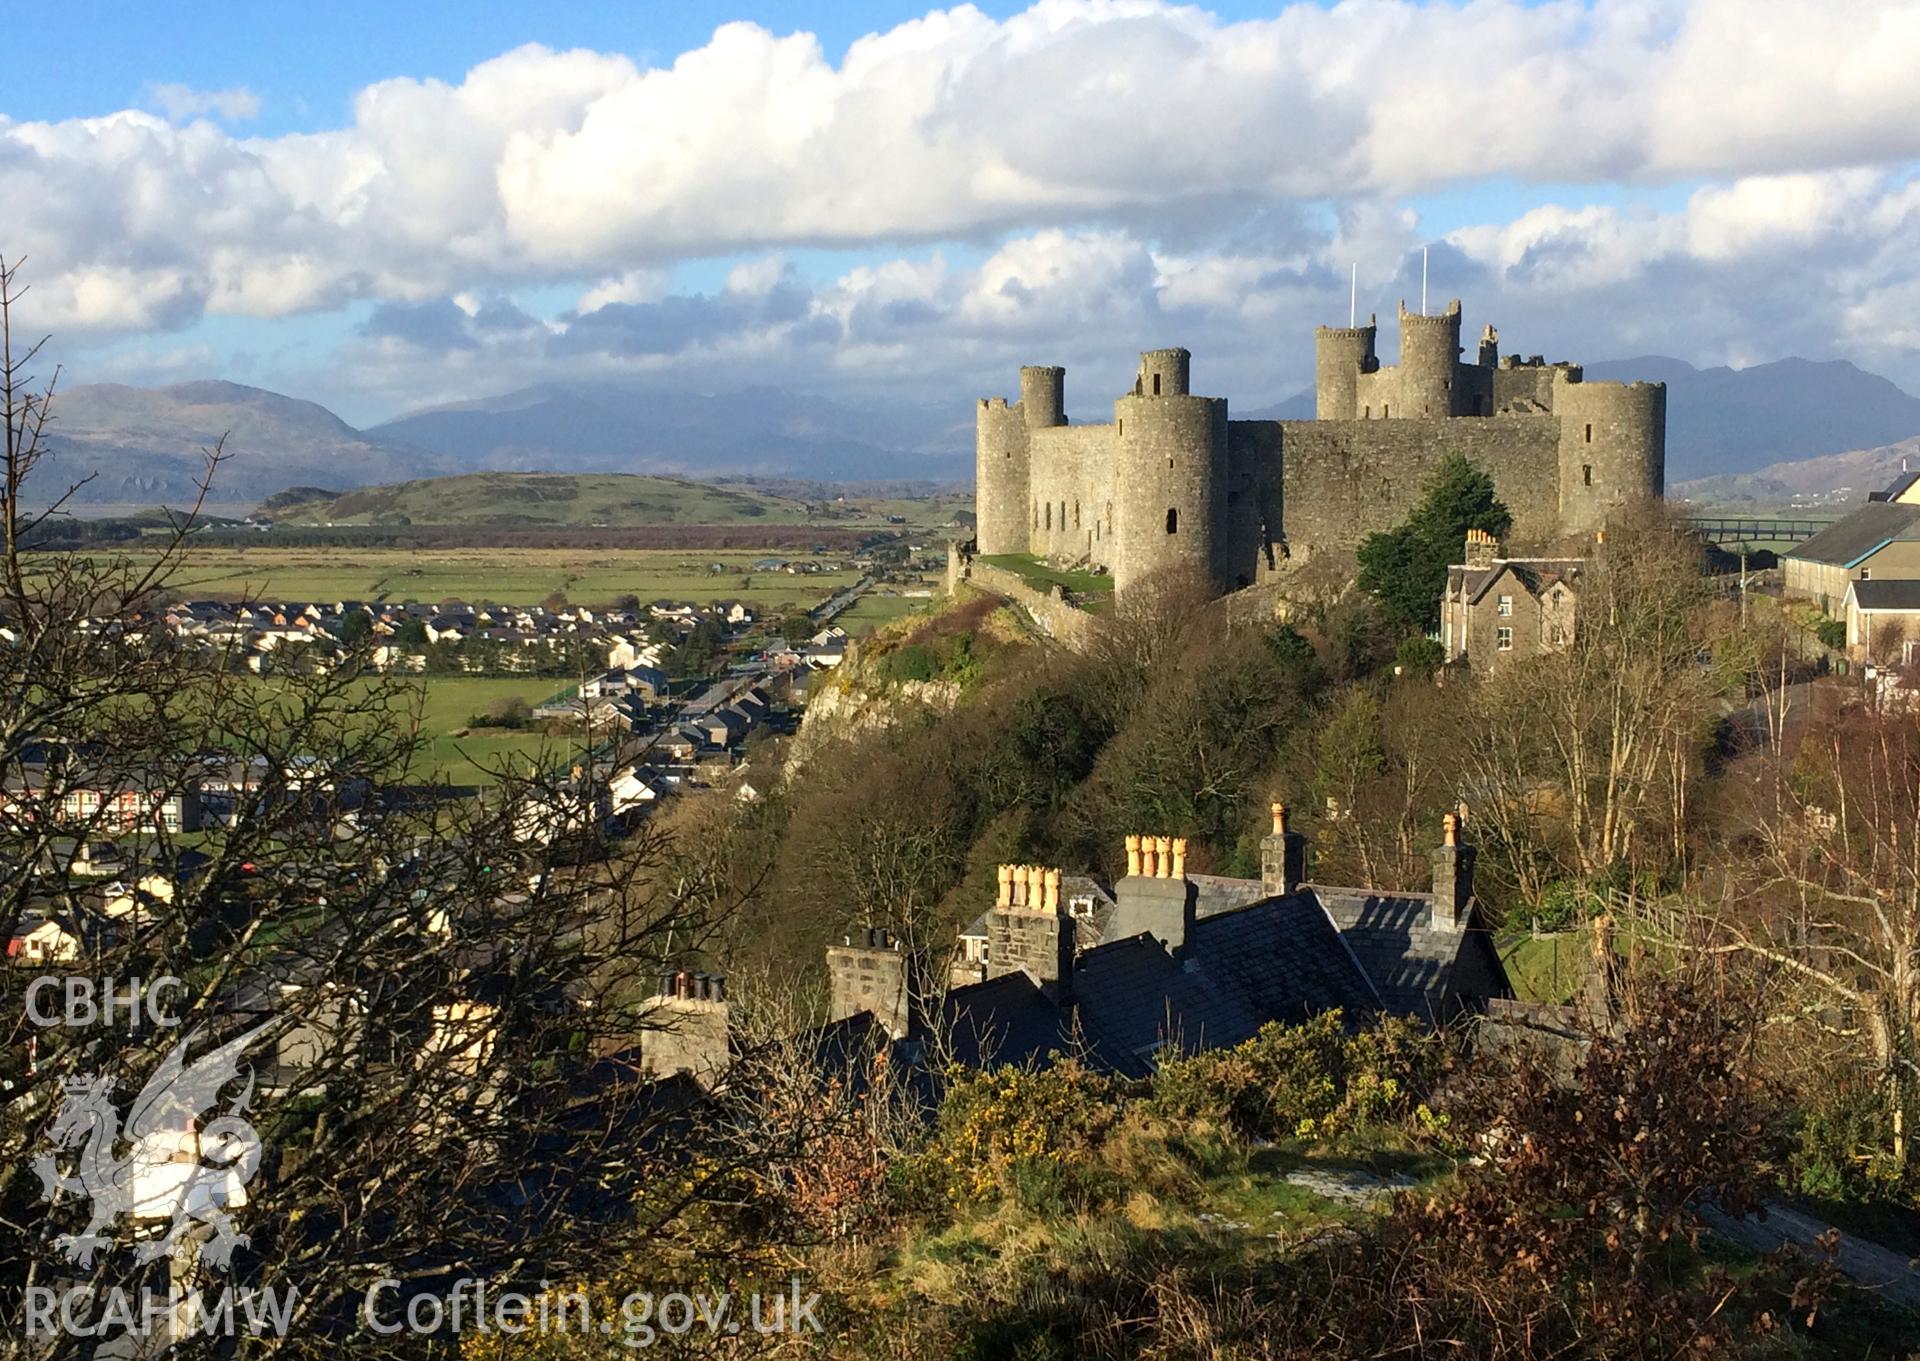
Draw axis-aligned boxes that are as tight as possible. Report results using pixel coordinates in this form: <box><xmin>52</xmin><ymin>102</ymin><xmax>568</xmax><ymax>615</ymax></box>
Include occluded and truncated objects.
<box><xmin>1860</xmin><ymin>568</ymin><xmax>1871</xmax><ymax>580</ymax></box>
<box><xmin>1582</xmin><ymin>464</ymin><xmax>1593</xmax><ymax>487</ymax></box>
<box><xmin>1497</xmin><ymin>626</ymin><xmax>1513</xmax><ymax>651</ymax></box>
<box><xmin>1496</xmin><ymin>594</ymin><xmax>1512</xmax><ymax>616</ymax></box>
<box><xmin>1166</xmin><ymin>508</ymin><xmax>1178</xmax><ymax>534</ymax></box>
<box><xmin>1550</xmin><ymin>625</ymin><xmax>1566</xmax><ymax>645</ymax></box>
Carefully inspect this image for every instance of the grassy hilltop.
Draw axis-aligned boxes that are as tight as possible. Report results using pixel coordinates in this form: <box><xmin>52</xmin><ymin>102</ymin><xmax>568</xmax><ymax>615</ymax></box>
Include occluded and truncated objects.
<box><xmin>267</xmin><ymin>472</ymin><xmax>818</xmax><ymax>527</ymax></box>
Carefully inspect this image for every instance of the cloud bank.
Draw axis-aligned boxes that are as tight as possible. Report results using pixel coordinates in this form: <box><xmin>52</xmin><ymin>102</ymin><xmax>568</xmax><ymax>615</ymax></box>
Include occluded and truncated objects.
<box><xmin>6</xmin><ymin>0</ymin><xmax>1920</xmax><ymax>412</ymax></box>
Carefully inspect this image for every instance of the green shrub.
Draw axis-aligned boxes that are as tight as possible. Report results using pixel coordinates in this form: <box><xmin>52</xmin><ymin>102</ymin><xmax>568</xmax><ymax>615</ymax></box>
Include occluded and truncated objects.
<box><xmin>1148</xmin><ymin>1012</ymin><xmax>1449</xmax><ymax>1143</ymax></box>
<box><xmin>1813</xmin><ymin>616</ymin><xmax>1847</xmax><ymax>650</ymax></box>
<box><xmin>1791</xmin><ymin>1079</ymin><xmax>1910</xmax><ymax>1205</ymax></box>
<box><xmin>900</xmin><ymin>1059</ymin><xmax>1121</xmax><ymax>1210</ymax></box>
<box><xmin>881</xmin><ymin>642</ymin><xmax>937</xmax><ymax>684</ymax></box>
<box><xmin>1394</xmin><ymin>635</ymin><xmax>1446</xmax><ymax>675</ymax></box>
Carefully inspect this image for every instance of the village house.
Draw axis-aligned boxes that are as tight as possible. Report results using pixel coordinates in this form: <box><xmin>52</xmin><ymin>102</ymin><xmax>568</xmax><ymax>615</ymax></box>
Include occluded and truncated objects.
<box><xmin>1843</xmin><ymin>580</ymin><xmax>1920</xmax><ymax>665</ymax></box>
<box><xmin>1785</xmin><ymin>467</ymin><xmax>1920</xmax><ymax>615</ymax></box>
<box><xmin>828</xmin><ymin>808</ymin><xmax>1510</xmax><ymax>1074</ymax></box>
<box><xmin>1441</xmin><ymin>529</ymin><xmax>1583</xmax><ymax>673</ymax></box>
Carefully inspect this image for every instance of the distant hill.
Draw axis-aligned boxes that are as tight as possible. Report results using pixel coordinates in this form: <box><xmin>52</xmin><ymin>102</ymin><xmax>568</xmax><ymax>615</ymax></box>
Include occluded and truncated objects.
<box><xmin>270</xmin><ymin>472</ymin><xmax>817</xmax><ymax>527</ymax></box>
<box><xmin>1582</xmin><ymin>356</ymin><xmax>1920</xmax><ymax>481</ymax></box>
<box><xmin>366</xmin><ymin>382</ymin><xmax>971</xmax><ymax>483</ymax></box>
<box><xmin>41</xmin><ymin>352</ymin><xmax>1920</xmax><ymax>504</ymax></box>
<box><xmin>1673</xmin><ymin>435</ymin><xmax>1920</xmax><ymax>511</ymax></box>
<box><xmin>38</xmin><ymin>380</ymin><xmax>448</xmax><ymax>504</ymax></box>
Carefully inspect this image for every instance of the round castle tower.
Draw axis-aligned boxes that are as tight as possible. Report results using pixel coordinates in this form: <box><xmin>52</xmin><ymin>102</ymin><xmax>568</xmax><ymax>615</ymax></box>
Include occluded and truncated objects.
<box><xmin>1551</xmin><ymin>372</ymin><xmax>1666</xmax><ymax>533</ymax></box>
<box><xmin>1020</xmin><ymin>365</ymin><xmax>1066</xmax><ymax>428</ymax></box>
<box><xmin>1313</xmin><ymin>321</ymin><xmax>1377</xmax><ymax>420</ymax></box>
<box><xmin>1113</xmin><ymin>348</ymin><xmax>1227</xmax><ymax>596</ymax></box>
<box><xmin>974</xmin><ymin>365</ymin><xmax>1067</xmax><ymax>555</ymax></box>
<box><xmin>974</xmin><ymin>396</ymin><xmax>1028</xmax><ymax>554</ymax></box>
<box><xmin>1397</xmin><ymin>298</ymin><xmax>1463</xmax><ymax>418</ymax></box>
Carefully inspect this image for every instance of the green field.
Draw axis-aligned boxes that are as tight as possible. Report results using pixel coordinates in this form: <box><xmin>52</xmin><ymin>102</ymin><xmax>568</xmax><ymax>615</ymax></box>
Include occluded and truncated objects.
<box><xmin>401</xmin><ymin>677</ymin><xmax>593</xmax><ymax>788</ymax></box>
<box><xmin>836</xmin><ymin>593</ymin><xmax>935</xmax><ymax>629</ymax></box>
<box><xmin>161</xmin><ymin>546</ymin><xmax>864</xmax><ymax>609</ymax></box>
<box><xmin>252</xmin><ymin>676</ymin><xmax>590</xmax><ymax>788</ymax></box>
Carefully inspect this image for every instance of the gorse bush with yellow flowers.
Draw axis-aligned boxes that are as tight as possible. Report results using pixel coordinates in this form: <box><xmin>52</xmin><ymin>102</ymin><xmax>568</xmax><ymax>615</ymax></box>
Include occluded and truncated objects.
<box><xmin>897</xmin><ymin>1058</ymin><xmax>1121</xmax><ymax>1211</ymax></box>
<box><xmin>1147</xmin><ymin>1011</ymin><xmax>1451</xmax><ymax>1143</ymax></box>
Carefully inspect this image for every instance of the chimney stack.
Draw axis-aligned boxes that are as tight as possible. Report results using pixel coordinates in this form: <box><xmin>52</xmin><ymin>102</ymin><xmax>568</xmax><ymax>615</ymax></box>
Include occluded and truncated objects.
<box><xmin>639</xmin><ymin>970</ymin><xmax>732</xmax><ymax>1085</ymax></box>
<box><xmin>1109</xmin><ymin>833</ymin><xmax>1197</xmax><ymax>953</ymax></box>
<box><xmin>1261</xmin><ymin>802</ymin><xmax>1308</xmax><ymax>895</ymax></box>
<box><xmin>986</xmin><ymin>863</ymin><xmax>1075</xmax><ymax>998</ymax></box>
<box><xmin>1463</xmin><ymin>527</ymin><xmax>1500</xmax><ymax>568</ymax></box>
<box><xmin>1430</xmin><ymin>813</ymin><xmax>1476</xmax><ymax>930</ymax></box>
<box><xmin>826</xmin><ymin>927</ymin><xmax>916</xmax><ymax>1039</ymax></box>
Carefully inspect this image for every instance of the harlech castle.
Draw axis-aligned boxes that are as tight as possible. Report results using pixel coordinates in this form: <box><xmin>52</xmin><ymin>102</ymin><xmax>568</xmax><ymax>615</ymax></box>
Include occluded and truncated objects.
<box><xmin>972</xmin><ymin>299</ymin><xmax>1666</xmax><ymax>598</ymax></box>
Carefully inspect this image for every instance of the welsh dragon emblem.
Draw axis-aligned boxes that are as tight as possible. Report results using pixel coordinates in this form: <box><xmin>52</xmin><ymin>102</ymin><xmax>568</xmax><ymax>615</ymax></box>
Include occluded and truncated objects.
<box><xmin>33</xmin><ymin>1022</ymin><xmax>271</xmax><ymax>1272</ymax></box>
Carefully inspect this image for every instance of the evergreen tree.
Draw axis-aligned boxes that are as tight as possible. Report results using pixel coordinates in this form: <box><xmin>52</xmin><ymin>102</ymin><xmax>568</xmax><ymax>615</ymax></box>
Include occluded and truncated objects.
<box><xmin>1355</xmin><ymin>454</ymin><xmax>1511</xmax><ymax>632</ymax></box>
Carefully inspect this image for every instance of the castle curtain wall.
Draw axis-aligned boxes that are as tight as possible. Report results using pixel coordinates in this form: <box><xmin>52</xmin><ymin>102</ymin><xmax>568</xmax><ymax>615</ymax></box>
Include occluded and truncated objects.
<box><xmin>1261</xmin><ymin>415</ymin><xmax>1562</xmax><ymax>568</ymax></box>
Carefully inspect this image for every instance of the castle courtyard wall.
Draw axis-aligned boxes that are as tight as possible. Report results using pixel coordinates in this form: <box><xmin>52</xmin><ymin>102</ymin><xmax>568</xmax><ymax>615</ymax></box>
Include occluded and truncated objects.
<box><xmin>1028</xmin><ymin>424</ymin><xmax>1118</xmax><ymax>568</ymax></box>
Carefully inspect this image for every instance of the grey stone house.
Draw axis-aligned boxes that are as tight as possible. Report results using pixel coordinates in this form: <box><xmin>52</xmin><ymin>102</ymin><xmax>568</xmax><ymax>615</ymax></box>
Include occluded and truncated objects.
<box><xmin>1441</xmin><ymin>529</ymin><xmax>1583</xmax><ymax>674</ymax></box>
<box><xmin>826</xmin><ymin>810</ymin><xmax>1511</xmax><ymax>1076</ymax></box>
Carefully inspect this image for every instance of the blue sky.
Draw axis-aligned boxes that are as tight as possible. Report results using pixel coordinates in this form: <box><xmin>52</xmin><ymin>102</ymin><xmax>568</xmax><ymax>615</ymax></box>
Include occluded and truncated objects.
<box><xmin>5</xmin><ymin>0</ymin><xmax>1919</xmax><ymax>426</ymax></box>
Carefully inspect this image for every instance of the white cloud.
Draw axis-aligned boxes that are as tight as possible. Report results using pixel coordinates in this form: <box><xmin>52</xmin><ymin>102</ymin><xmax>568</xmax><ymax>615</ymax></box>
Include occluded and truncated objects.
<box><xmin>144</xmin><ymin>83</ymin><xmax>262</xmax><ymax>122</ymax></box>
<box><xmin>5</xmin><ymin>0</ymin><xmax>1918</xmax><ymax>344</ymax></box>
<box><xmin>6</xmin><ymin>1</ymin><xmax>1920</xmax><ymax>415</ymax></box>
<box><xmin>577</xmin><ymin>269</ymin><xmax>668</xmax><ymax>313</ymax></box>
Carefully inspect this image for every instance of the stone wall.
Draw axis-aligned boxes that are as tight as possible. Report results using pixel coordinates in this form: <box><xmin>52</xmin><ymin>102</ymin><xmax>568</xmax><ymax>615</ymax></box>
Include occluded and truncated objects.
<box><xmin>1028</xmin><ymin>423</ymin><xmax>1118</xmax><ymax>566</ymax></box>
<box><xmin>1260</xmin><ymin>415</ymin><xmax>1563</xmax><ymax>572</ymax></box>
<box><xmin>963</xmin><ymin>560</ymin><xmax>1097</xmax><ymax>647</ymax></box>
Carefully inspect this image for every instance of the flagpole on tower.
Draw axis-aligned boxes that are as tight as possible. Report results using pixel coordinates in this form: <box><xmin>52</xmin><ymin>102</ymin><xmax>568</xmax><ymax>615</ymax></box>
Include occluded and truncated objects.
<box><xmin>1421</xmin><ymin>247</ymin><xmax>1429</xmax><ymax>317</ymax></box>
<box><xmin>1349</xmin><ymin>264</ymin><xmax>1357</xmax><ymax>328</ymax></box>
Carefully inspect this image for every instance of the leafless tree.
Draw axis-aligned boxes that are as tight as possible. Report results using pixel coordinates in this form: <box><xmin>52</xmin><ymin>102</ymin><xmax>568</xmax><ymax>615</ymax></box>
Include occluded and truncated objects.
<box><xmin>0</xmin><ymin>261</ymin><xmax>764</xmax><ymax>1358</ymax></box>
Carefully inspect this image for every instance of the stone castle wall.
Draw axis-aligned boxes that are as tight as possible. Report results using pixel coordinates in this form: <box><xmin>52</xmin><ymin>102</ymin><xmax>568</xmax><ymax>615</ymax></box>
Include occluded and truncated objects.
<box><xmin>1251</xmin><ymin>415</ymin><xmax>1563</xmax><ymax>573</ymax></box>
<box><xmin>962</xmin><ymin>559</ymin><xmax>1097</xmax><ymax>645</ymax></box>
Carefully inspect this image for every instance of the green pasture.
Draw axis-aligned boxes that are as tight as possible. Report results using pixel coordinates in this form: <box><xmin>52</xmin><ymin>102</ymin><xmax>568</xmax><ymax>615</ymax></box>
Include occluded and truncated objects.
<box><xmin>158</xmin><ymin>547</ymin><xmax>863</xmax><ymax>611</ymax></box>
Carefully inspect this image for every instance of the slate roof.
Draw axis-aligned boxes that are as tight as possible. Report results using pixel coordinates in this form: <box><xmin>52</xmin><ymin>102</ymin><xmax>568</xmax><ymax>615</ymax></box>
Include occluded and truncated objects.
<box><xmin>1316</xmin><ymin>889</ymin><xmax>1479</xmax><ymax>1020</ymax></box>
<box><xmin>939</xmin><ymin>971</ymin><xmax>1075</xmax><ymax>1070</ymax></box>
<box><xmin>932</xmin><ymin>874</ymin><xmax>1509</xmax><ymax>1077</ymax></box>
<box><xmin>1789</xmin><ymin>501</ymin><xmax>1920</xmax><ymax>567</ymax></box>
<box><xmin>1445</xmin><ymin>558</ymin><xmax>1583</xmax><ymax>607</ymax></box>
<box><xmin>1870</xmin><ymin>471</ymin><xmax>1920</xmax><ymax>502</ymax></box>
<box><xmin>1847</xmin><ymin>579</ymin><xmax>1920</xmax><ymax>611</ymax></box>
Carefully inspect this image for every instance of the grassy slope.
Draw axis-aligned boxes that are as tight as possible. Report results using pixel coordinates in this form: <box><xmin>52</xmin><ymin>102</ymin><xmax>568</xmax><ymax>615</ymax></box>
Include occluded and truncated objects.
<box><xmin>977</xmin><ymin>553</ymin><xmax>1115</xmax><ymax>595</ymax></box>
<box><xmin>276</xmin><ymin>472</ymin><xmax>815</xmax><ymax>527</ymax></box>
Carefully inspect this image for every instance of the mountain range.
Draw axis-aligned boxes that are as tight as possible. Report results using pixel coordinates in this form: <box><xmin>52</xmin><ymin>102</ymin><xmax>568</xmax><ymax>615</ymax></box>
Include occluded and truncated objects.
<box><xmin>31</xmin><ymin>355</ymin><xmax>1920</xmax><ymax>507</ymax></box>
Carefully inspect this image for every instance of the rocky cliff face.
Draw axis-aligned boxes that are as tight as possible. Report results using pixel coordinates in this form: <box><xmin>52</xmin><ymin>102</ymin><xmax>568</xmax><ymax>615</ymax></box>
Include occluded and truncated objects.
<box><xmin>785</xmin><ymin>665</ymin><xmax>961</xmax><ymax>777</ymax></box>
